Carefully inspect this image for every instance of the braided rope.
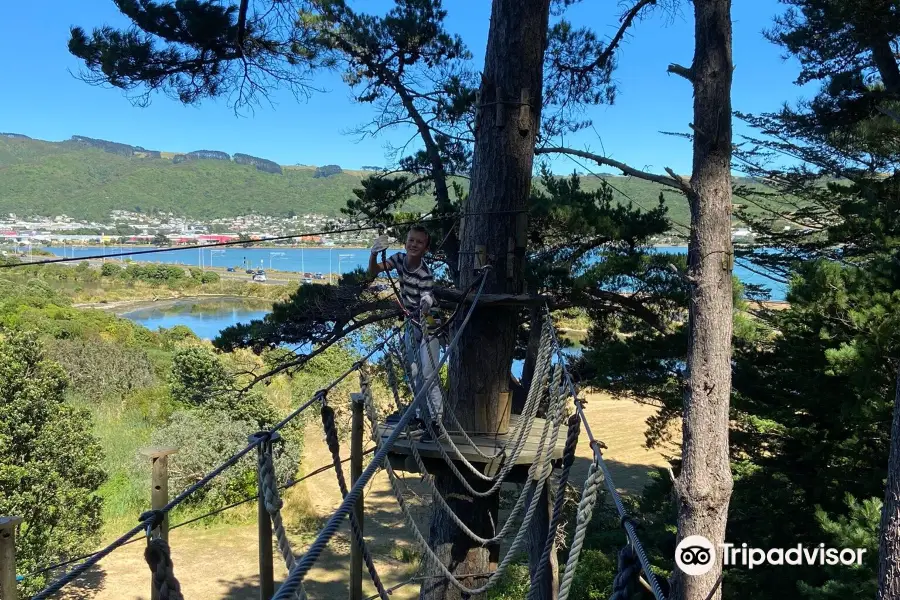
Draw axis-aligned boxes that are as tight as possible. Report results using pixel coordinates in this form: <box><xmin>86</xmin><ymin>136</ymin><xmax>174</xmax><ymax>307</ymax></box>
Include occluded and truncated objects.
<box><xmin>144</xmin><ymin>538</ymin><xmax>184</xmax><ymax>600</ymax></box>
<box><xmin>383</xmin><ymin>351</ymin><xmax>406</xmax><ymax>413</ymax></box>
<box><xmin>389</xmin><ymin>378</ymin><xmax>566</xmax><ymax>546</ymax></box>
<box><xmin>431</xmin><ymin>320</ymin><xmax>553</xmax><ymax>464</ymax></box>
<box><xmin>527</xmin><ymin>412</ymin><xmax>581</xmax><ymax>599</ymax></box>
<box><xmin>376</xmin><ymin>381</ymin><xmax>569</xmax><ymax>596</ymax></box>
<box><xmin>400</xmin><ymin>324</ymin><xmax>556</xmax><ymax>496</ymax></box>
<box><xmin>557</xmin><ymin>462</ymin><xmax>604</xmax><ymax>600</ymax></box>
<box><xmin>610</xmin><ymin>545</ymin><xmax>641</xmax><ymax>600</ymax></box>
<box><xmin>417</xmin><ymin>323</ymin><xmax>553</xmax><ymax>479</ymax></box>
<box><xmin>399</xmin><ymin>318</ymin><xmax>552</xmax><ymax>465</ymax></box>
<box><xmin>258</xmin><ymin>450</ymin><xmax>309</xmax><ymax>600</ymax></box>
<box><xmin>543</xmin><ymin>303</ymin><xmax>667</xmax><ymax>600</ymax></box>
<box><xmin>270</xmin><ymin>271</ymin><xmax>491</xmax><ymax>600</ymax></box>
<box><xmin>320</xmin><ymin>404</ymin><xmax>390</xmax><ymax>600</ymax></box>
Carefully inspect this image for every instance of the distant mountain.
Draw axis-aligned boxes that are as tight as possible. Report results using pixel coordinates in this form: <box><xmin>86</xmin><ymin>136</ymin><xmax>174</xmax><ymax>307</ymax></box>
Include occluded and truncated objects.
<box><xmin>0</xmin><ymin>134</ymin><xmax>777</xmax><ymax>230</ymax></box>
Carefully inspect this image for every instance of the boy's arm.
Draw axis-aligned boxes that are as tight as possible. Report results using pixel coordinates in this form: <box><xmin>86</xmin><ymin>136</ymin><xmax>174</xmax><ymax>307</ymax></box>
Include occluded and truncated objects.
<box><xmin>368</xmin><ymin>253</ymin><xmax>391</xmax><ymax>276</ymax></box>
<box><xmin>368</xmin><ymin>234</ymin><xmax>392</xmax><ymax>277</ymax></box>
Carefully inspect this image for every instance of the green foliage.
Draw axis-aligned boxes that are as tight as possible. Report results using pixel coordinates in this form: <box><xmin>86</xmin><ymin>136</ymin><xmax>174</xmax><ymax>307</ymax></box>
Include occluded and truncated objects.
<box><xmin>0</xmin><ymin>330</ymin><xmax>106</xmax><ymax>597</ymax></box>
<box><xmin>100</xmin><ymin>262</ymin><xmax>123</xmax><ymax>277</ymax></box>
<box><xmin>797</xmin><ymin>495</ymin><xmax>881</xmax><ymax>599</ymax></box>
<box><xmin>169</xmin><ymin>345</ymin><xmax>277</xmax><ymax>428</ymax></box>
<box><xmin>150</xmin><ymin>409</ymin><xmax>300</xmax><ymax>509</ymax></box>
<box><xmin>45</xmin><ymin>338</ymin><xmax>157</xmax><ymax>399</ymax></box>
<box><xmin>200</xmin><ymin>270</ymin><xmax>220</xmax><ymax>284</ymax></box>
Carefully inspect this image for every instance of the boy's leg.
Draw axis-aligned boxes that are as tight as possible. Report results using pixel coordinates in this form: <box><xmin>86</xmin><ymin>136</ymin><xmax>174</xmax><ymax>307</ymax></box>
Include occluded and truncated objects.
<box><xmin>402</xmin><ymin>323</ymin><xmax>426</xmax><ymax>432</ymax></box>
<box><xmin>419</xmin><ymin>334</ymin><xmax>444</xmax><ymax>424</ymax></box>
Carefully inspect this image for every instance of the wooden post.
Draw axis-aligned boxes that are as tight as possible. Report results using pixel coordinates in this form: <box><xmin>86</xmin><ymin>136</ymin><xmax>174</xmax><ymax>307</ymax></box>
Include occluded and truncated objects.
<box><xmin>141</xmin><ymin>447</ymin><xmax>176</xmax><ymax>600</ymax></box>
<box><xmin>249</xmin><ymin>432</ymin><xmax>278</xmax><ymax>600</ymax></box>
<box><xmin>0</xmin><ymin>517</ymin><xmax>22</xmax><ymax>600</ymax></box>
<box><xmin>350</xmin><ymin>392</ymin><xmax>365</xmax><ymax>600</ymax></box>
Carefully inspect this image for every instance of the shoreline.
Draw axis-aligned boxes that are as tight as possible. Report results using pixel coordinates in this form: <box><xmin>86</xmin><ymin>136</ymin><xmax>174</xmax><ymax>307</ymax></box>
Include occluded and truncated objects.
<box><xmin>73</xmin><ymin>293</ymin><xmax>276</xmax><ymax>315</ymax></box>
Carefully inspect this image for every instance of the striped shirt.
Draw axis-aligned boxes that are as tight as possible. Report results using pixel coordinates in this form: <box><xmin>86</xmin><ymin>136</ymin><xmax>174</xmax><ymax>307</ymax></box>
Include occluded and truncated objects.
<box><xmin>386</xmin><ymin>252</ymin><xmax>434</xmax><ymax>314</ymax></box>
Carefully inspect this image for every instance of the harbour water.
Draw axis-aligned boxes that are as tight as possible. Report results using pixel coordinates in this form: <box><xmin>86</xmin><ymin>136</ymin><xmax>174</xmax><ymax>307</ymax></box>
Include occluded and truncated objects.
<box><xmin>46</xmin><ymin>245</ymin><xmax>787</xmax><ymax>300</ymax></box>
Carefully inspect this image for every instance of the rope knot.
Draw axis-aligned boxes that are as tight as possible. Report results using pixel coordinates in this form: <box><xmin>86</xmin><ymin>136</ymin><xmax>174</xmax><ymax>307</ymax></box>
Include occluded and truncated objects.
<box><xmin>139</xmin><ymin>509</ymin><xmax>165</xmax><ymax>537</ymax></box>
<box><xmin>320</xmin><ymin>405</ymin><xmax>340</xmax><ymax>455</ymax></box>
<box><xmin>144</xmin><ymin>537</ymin><xmax>184</xmax><ymax>600</ymax></box>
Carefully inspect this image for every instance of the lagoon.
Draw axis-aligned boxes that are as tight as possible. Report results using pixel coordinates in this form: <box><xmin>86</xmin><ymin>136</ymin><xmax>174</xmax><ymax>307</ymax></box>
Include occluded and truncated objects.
<box><xmin>119</xmin><ymin>297</ymin><xmax>581</xmax><ymax>379</ymax></box>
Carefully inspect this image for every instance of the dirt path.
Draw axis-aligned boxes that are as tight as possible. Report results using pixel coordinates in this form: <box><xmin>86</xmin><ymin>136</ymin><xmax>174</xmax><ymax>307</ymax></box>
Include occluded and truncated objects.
<box><xmin>59</xmin><ymin>393</ymin><xmax>676</xmax><ymax>600</ymax></box>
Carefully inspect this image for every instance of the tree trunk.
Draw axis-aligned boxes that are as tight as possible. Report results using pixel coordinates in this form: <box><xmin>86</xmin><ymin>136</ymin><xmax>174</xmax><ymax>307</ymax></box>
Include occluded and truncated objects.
<box><xmin>422</xmin><ymin>0</ymin><xmax>551</xmax><ymax>598</ymax></box>
<box><xmin>419</xmin><ymin>472</ymin><xmax>500</xmax><ymax>600</ymax></box>
<box><xmin>877</xmin><ymin>367</ymin><xmax>900</xmax><ymax>600</ymax></box>
<box><xmin>870</xmin><ymin>37</ymin><xmax>900</xmax><ymax>96</ymax></box>
<box><xmin>670</xmin><ymin>1</ymin><xmax>735</xmax><ymax>600</ymax></box>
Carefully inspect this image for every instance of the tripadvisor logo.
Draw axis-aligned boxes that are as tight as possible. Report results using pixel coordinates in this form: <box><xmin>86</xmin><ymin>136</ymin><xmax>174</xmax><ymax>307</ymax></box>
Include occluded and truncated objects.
<box><xmin>675</xmin><ymin>535</ymin><xmax>867</xmax><ymax>575</ymax></box>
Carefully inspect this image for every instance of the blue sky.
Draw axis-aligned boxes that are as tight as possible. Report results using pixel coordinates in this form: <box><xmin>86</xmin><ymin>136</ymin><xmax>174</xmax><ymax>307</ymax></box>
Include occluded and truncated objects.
<box><xmin>0</xmin><ymin>0</ymin><xmax>813</xmax><ymax>175</ymax></box>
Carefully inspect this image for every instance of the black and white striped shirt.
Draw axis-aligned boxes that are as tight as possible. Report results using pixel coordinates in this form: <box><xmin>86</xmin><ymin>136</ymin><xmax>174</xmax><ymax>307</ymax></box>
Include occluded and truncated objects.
<box><xmin>386</xmin><ymin>252</ymin><xmax>434</xmax><ymax>314</ymax></box>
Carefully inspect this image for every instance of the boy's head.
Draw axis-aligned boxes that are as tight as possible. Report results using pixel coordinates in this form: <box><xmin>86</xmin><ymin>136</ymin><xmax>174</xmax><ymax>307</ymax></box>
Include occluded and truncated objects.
<box><xmin>405</xmin><ymin>226</ymin><xmax>430</xmax><ymax>258</ymax></box>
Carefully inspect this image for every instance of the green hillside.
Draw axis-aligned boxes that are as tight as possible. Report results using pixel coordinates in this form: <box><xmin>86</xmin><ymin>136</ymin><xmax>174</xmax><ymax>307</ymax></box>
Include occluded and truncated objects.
<box><xmin>0</xmin><ymin>134</ymin><xmax>770</xmax><ymax>230</ymax></box>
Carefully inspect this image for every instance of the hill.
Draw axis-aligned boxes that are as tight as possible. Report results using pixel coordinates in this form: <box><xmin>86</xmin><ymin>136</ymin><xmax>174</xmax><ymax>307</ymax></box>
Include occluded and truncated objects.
<box><xmin>0</xmin><ymin>133</ymin><xmax>773</xmax><ymax>230</ymax></box>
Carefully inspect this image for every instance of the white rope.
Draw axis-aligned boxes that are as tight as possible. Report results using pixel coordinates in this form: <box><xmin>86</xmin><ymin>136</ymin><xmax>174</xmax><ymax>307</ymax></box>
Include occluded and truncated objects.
<box><xmin>259</xmin><ymin>450</ymin><xmax>309</xmax><ymax>600</ymax></box>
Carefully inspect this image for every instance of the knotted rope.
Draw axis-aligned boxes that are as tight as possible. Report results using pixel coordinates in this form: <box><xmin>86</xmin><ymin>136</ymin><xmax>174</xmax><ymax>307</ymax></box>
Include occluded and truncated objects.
<box><xmin>321</xmin><ymin>404</ymin><xmax>390</xmax><ymax>600</ymax></box>
<box><xmin>258</xmin><ymin>444</ymin><xmax>309</xmax><ymax>600</ymax></box>
<box><xmin>381</xmin><ymin>371</ymin><xmax>568</xmax><ymax>547</ymax></box>
<box><xmin>374</xmin><ymin>376</ymin><xmax>570</xmax><ymax>596</ymax></box>
<box><xmin>527</xmin><ymin>411</ymin><xmax>581</xmax><ymax>599</ymax></box>
<box><xmin>144</xmin><ymin>538</ymin><xmax>184</xmax><ymax>600</ymax></box>
<box><xmin>558</xmin><ymin>461</ymin><xmax>605</xmax><ymax>600</ymax></box>
<box><xmin>610</xmin><ymin>545</ymin><xmax>641</xmax><ymax>600</ymax></box>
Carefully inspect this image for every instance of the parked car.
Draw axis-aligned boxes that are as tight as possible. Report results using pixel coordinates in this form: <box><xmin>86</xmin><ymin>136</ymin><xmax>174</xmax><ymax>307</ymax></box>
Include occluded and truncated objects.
<box><xmin>227</xmin><ymin>267</ymin><xmax>235</xmax><ymax>272</ymax></box>
<box><xmin>252</xmin><ymin>270</ymin><xmax>267</xmax><ymax>282</ymax></box>
<box><xmin>302</xmin><ymin>277</ymin><xmax>313</xmax><ymax>284</ymax></box>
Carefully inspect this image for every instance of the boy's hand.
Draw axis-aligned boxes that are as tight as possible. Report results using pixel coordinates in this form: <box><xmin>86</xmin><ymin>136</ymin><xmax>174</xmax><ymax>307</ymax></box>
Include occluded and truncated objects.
<box><xmin>370</xmin><ymin>234</ymin><xmax>390</xmax><ymax>255</ymax></box>
<box><xmin>420</xmin><ymin>293</ymin><xmax>435</xmax><ymax>314</ymax></box>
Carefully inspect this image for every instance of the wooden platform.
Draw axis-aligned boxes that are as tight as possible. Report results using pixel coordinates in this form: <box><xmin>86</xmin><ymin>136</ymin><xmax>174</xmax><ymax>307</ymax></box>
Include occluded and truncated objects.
<box><xmin>377</xmin><ymin>413</ymin><xmax>567</xmax><ymax>483</ymax></box>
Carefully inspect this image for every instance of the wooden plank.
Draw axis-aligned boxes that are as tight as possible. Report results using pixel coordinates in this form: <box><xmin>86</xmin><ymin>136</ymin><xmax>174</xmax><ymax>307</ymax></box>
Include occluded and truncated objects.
<box><xmin>378</xmin><ymin>415</ymin><xmax>567</xmax><ymax>467</ymax></box>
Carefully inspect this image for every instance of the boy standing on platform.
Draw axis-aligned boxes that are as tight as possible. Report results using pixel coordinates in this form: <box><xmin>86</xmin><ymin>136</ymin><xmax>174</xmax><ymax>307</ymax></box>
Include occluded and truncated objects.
<box><xmin>368</xmin><ymin>226</ymin><xmax>446</xmax><ymax>441</ymax></box>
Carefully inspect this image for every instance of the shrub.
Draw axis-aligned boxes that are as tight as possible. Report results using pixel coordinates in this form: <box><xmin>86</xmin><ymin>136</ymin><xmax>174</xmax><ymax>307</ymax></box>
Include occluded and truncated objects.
<box><xmin>200</xmin><ymin>271</ymin><xmax>220</xmax><ymax>284</ymax></box>
<box><xmin>150</xmin><ymin>410</ymin><xmax>301</xmax><ymax>507</ymax></box>
<box><xmin>100</xmin><ymin>263</ymin><xmax>123</xmax><ymax>277</ymax></box>
<box><xmin>169</xmin><ymin>345</ymin><xmax>277</xmax><ymax>428</ymax></box>
<box><xmin>0</xmin><ymin>330</ymin><xmax>106</xmax><ymax>597</ymax></box>
<box><xmin>46</xmin><ymin>338</ymin><xmax>156</xmax><ymax>399</ymax></box>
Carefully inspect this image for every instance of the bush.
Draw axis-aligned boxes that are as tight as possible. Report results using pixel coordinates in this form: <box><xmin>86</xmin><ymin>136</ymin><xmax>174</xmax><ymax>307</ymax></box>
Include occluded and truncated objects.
<box><xmin>100</xmin><ymin>263</ymin><xmax>123</xmax><ymax>277</ymax></box>
<box><xmin>200</xmin><ymin>271</ymin><xmax>220</xmax><ymax>284</ymax></box>
<box><xmin>150</xmin><ymin>410</ymin><xmax>300</xmax><ymax>507</ymax></box>
<box><xmin>46</xmin><ymin>338</ymin><xmax>156</xmax><ymax>398</ymax></box>
<box><xmin>0</xmin><ymin>330</ymin><xmax>106</xmax><ymax>597</ymax></box>
<box><xmin>169</xmin><ymin>345</ymin><xmax>277</xmax><ymax>427</ymax></box>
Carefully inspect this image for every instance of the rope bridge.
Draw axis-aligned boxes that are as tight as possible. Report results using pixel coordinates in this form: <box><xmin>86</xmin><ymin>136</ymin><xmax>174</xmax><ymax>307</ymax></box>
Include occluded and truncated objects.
<box><xmin>18</xmin><ymin>276</ymin><xmax>667</xmax><ymax>600</ymax></box>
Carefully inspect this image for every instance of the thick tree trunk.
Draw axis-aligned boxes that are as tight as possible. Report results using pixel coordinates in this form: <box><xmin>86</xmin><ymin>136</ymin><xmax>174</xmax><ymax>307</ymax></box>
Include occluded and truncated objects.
<box><xmin>670</xmin><ymin>1</ymin><xmax>734</xmax><ymax>600</ymax></box>
<box><xmin>421</xmin><ymin>1</ymin><xmax>551</xmax><ymax>598</ymax></box>
<box><xmin>877</xmin><ymin>367</ymin><xmax>900</xmax><ymax>600</ymax></box>
<box><xmin>419</xmin><ymin>472</ymin><xmax>500</xmax><ymax>600</ymax></box>
<box><xmin>870</xmin><ymin>38</ymin><xmax>900</xmax><ymax>96</ymax></box>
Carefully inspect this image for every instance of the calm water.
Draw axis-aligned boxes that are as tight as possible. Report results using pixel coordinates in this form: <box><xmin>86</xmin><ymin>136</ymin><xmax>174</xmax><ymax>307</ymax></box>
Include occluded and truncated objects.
<box><xmin>120</xmin><ymin>297</ymin><xmax>582</xmax><ymax>378</ymax></box>
<box><xmin>47</xmin><ymin>245</ymin><xmax>787</xmax><ymax>300</ymax></box>
<box><xmin>120</xmin><ymin>298</ymin><xmax>273</xmax><ymax>341</ymax></box>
